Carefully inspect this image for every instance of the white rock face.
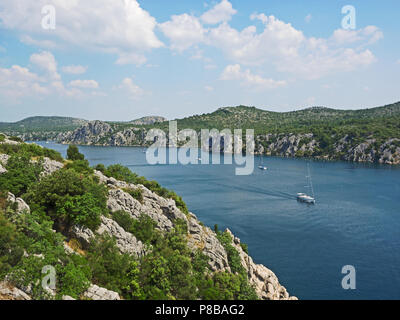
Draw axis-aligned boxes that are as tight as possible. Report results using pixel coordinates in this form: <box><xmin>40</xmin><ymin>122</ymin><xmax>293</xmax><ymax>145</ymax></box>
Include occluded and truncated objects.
<box><xmin>0</xmin><ymin>281</ymin><xmax>31</xmax><ymax>300</ymax></box>
<box><xmin>187</xmin><ymin>213</ymin><xmax>230</xmax><ymax>272</ymax></box>
<box><xmin>97</xmin><ymin>216</ymin><xmax>146</xmax><ymax>258</ymax></box>
<box><xmin>0</xmin><ymin>153</ymin><xmax>9</xmax><ymax>165</ymax></box>
<box><xmin>7</xmin><ymin>192</ymin><xmax>30</xmax><ymax>214</ymax></box>
<box><xmin>0</xmin><ymin>164</ymin><xmax>6</xmax><ymax>174</ymax></box>
<box><xmin>40</xmin><ymin>157</ymin><xmax>64</xmax><ymax>176</ymax></box>
<box><xmin>84</xmin><ymin>284</ymin><xmax>120</xmax><ymax>300</ymax></box>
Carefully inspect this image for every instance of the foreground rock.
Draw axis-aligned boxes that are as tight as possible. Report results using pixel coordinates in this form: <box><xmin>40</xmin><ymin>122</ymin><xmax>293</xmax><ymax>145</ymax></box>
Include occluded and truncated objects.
<box><xmin>7</xmin><ymin>192</ymin><xmax>30</xmax><ymax>214</ymax></box>
<box><xmin>83</xmin><ymin>284</ymin><xmax>120</xmax><ymax>300</ymax></box>
<box><xmin>0</xmin><ymin>282</ymin><xmax>31</xmax><ymax>300</ymax></box>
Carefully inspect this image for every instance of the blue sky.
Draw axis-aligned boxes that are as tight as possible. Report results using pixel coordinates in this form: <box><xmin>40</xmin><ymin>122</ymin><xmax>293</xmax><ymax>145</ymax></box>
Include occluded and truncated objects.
<box><xmin>0</xmin><ymin>0</ymin><xmax>399</xmax><ymax>122</ymax></box>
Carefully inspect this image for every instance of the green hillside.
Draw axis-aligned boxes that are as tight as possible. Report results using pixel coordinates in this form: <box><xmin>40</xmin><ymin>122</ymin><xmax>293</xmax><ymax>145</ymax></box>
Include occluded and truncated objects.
<box><xmin>0</xmin><ymin>116</ymin><xmax>88</xmax><ymax>133</ymax></box>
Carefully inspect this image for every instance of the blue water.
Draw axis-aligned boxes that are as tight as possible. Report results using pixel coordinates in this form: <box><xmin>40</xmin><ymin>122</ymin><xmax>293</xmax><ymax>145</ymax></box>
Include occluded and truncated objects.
<box><xmin>36</xmin><ymin>142</ymin><xmax>400</xmax><ymax>299</ymax></box>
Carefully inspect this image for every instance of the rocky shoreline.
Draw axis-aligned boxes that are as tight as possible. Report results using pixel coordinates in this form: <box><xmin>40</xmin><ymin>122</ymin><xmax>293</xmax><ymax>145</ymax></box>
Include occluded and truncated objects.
<box><xmin>40</xmin><ymin>120</ymin><xmax>400</xmax><ymax>165</ymax></box>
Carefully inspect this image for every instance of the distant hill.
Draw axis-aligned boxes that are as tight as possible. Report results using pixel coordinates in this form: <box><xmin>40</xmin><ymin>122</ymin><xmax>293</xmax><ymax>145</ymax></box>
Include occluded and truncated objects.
<box><xmin>128</xmin><ymin>116</ymin><xmax>167</xmax><ymax>125</ymax></box>
<box><xmin>0</xmin><ymin>116</ymin><xmax>88</xmax><ymax>133</ymax></box>
<box><xmin>3</xmin><ymin>102</ymin><xmax>400</xmax><ymax>164</ymax></box>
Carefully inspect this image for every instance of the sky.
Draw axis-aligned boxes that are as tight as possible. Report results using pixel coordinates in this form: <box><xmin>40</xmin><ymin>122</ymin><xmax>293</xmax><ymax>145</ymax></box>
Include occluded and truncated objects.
<box><xmin>0</xmin><ymin>0</ymin><xmax>399</xmax><ymax>122</ymax></box>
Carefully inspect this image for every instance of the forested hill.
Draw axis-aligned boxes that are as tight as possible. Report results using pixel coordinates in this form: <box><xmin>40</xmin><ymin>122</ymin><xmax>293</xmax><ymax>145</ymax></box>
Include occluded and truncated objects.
<box><xmin>0</xmin><ymin>116</ymin><xmax>88</xmax><ymax>133</ymax></box>
<box><xmin>6</xmin><ymin>101</ymin><xmax>400</xmax><ymax>165</ymax></box>
<box><xmin>149</xmin><ymin>101</ymin><xmax>400</xmax><ymax>136</ymax></box>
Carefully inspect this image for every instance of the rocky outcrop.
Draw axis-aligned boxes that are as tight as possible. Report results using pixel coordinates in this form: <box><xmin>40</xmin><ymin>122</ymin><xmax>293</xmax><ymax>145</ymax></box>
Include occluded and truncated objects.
<box><xmin>0</xmin><ymin>163</ymin><xmax>6</xmax><ymax>174</ymax></box>
<box><xmin>0</xmin><ymin>281</ymin><xmax>31</xmax><ymax>300</ymax></box>
<box><xmin>58</xmin><ymin>120</ymin><xmax>113</xmax><ymax>145</ymax></box>
<box><xmin>97</xmin><ymin>216</ymin><xmax>146</xmax><ymax>257</ymax></box>
<box><xmin>256</xmin><ymin>133</ymin><xmax>317</xmax><ymax>157</ymax></box>
<box><xmin>83</xmin><ymin>284</ymin><xmax>120</xmax><ymax>300</ymax></box>
<box><xmin>7</xmin><ymin>192</ymin><xmax>30</xmax><ymax>214</ymax></box>
<box><xmin>187</xmin><ymin>213</ymin><xmax>230</xmax><ymax>272</ymax></box>
<box><xmin>40</xmin><ymin>157</ymin><xmax>64</xmax><ymax>176</ymax></box>
<box><xmin>0</xmin><ymin>153</ymin><xmax>9</xmax><ymax>165</ymax></box>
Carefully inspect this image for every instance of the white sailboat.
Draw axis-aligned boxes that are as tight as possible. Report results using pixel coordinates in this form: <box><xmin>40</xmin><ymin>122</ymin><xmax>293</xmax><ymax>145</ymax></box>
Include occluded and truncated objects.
<box><xmin>258</xmin><ymin>155</ymin><xmax>268</xmax><ymax>170</ymax></box>
<box><xmin>297</xmin><ymin>163</ymin><xmax>315</xmax><ymax>204</ymax></box>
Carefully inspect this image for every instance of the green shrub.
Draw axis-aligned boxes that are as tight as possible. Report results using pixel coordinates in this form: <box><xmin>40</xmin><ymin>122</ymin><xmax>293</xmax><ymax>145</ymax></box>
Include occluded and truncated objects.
<box><xmin>67</xmin><ymin>144</ymin><xmax>85</xmax><ymax>161</ymax></box>
<box><xmin>112</xmin><ymin>211</ymin><xmax>158</xmax><ymax>246</ymax></box>
<box><xmin>86</xmin><ymin>235</ymin><xmax>142</xmax><ymax>299</ymax></box>
<box><xmin>0</xmin><ymin>143</ymin><xmax>63</xmax><ymax>162</ymax></box>
<box><xmin>123</xmin><ymin>188</ymin><xmax>143</xmax><ymax>203</ymax></box>
<box><xmin>0</xmin><ymin>213</ymin><xmax>24</xmax><ymax>277</ymax></box>
<box><xmin>0</xmin><ymin>153</ymin><xmax>42</xmax><ymax>196</ymax></box>
<box><xmin>65</xmin><ymin>159</ymin><xmax>93</xmax><ymax>174</ymax></box>
<box><xmin>25</xmin><ymin>169</ymin><xmax>108</xmax><ymax>231</ymax></box>
<box><xmin>0</xmin><ymin>134</ymin><xmax>5</xmax><ymax>142</ymax></box>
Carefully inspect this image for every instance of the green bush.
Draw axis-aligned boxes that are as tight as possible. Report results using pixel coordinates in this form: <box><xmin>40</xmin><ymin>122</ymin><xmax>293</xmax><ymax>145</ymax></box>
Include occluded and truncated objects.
<box><xmin>0</xmin><ymin>143</ymin><xmax>63</xmax><ymax>162</ymax></box>
<box><xmin>123</xmin><ymin>188</ymin><xmax>143</xmax><ymax>203</ymax></box>
<box><xmin>6</xmin><ymin>210</ymin><xmax>91</xmax><ymax>300</ymax></box>
<box><xmin>112</xmin><ymin>211</ymin><xmax>158</xmax><ymax>246</ymax></box>
<box><xmin>67</xmin><ymin>144</ymin><xmax>85</xmax><ymax>161</ymax></box>
<box><xmin>25</xmin><ymin>169</ymin><xmax>108</xmax><ymax>231</ymax></box>
<box><xmin>0</xmin><ymin>213</ymin><xmax>24</xmax><ymax>277</ymax></box>
<box><xmin>0</xmin><ymin>153</ymin><xmax>42</xmax><ymax>196</ymax></box>
<box><xmin>0</xmin><ymin>134</ymin><xmax>5</xmax><ymax>142</ymax></box>
<box><xmin>65</xmin><ymin>159</ymin><xmax>93</xmax><ymax>175</ymax></box>
<box><xmin>86</xmin><ymin>235</ymin><xmax>142</xmax><ymax>299</ymax></box>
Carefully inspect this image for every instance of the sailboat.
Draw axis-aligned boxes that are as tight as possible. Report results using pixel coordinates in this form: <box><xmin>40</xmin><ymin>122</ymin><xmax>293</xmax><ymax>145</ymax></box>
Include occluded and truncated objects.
<box><xmin>297</xmin><ymin>163</ymin><xmax>315</xmax><ymax>204</ymax></box>
<box><xmin>258</xmin><ymin>155</ymin><xmax>267</xmax><ymax>170</ymax></box>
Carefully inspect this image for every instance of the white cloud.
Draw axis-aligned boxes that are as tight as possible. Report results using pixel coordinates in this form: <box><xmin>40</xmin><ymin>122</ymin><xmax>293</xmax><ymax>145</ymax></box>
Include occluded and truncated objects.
<box><xmin>0</xmin><ymin>65</ymin><xmax>47</xmax><ymax>98</ymax></box>
<box><xmin>208</xmin><ymin>16</ymin><xmax>381</xmax><ymax>79</ymax></box>
<box><xmin>331</xmin><ymin>26</ymin><xmax>382</xmax><ymax>45</ymax></box>
<box><xmin>159</xmin><ymin>14</ymin><xmax>205</xmax><ymax>52</ymax></box>
<box><xmin>208</xmin><ymin>17</ymin><xmax>305</xmax><ymax>66</ymax></box>
<box><xmin>305</xmin><ymin>14</ymin><xmax>312</xmax><ymax>23</ymax></box>
<box><xmin>115</xmin><ymin>52</ymin><xmax>148</xmax><ymax>66</ymax></box>
<box><xmin>20</xmin><ymin>35</ymin><xmax>57</xmax><ymax>49</ymax></box>
<box><xmin>118</xmin><ymin>77</ymin><xmax>144</xmax><ymax>98</ymax></box>
<box><xmin>250</xmin><ymin>13</ymin><xmax>268</xmax><ymax>24</ymax></box>
<box><xmin>61</xmin><ymin>65</ymin><xmax>87</xmax><ymax>75</ymax></box>
<box><xmin>69</xmin><ymin>79</ymin><xmax>99</xmax><ymax>89</ymax></box>
<box><xmin>0</xmin><ymin>0</ymin><xmax>163</xmax><ymax>65</ymax></box>
<box><xmin>204</xmin><ymin>85</ymin><xmax>214</xmax><ymax>91</ymax></box>
<box><xmin>0</xmin><ymin>51</ymin><xmax>98</xmax><ymax>99</ymax></box>
<box><xmin>201</xmin><ymin>0</ymin><xmax>237</xmax><ymax>25</ymax></box>
<box><xmin>220</xmin><ymin>64</ymin><xmax>286</xmax><ymax>89</ymax></box>
<box><xmin>29</xmin><ymin>51</ymin><xmax>60</xmax><ymax>80</ymax></box>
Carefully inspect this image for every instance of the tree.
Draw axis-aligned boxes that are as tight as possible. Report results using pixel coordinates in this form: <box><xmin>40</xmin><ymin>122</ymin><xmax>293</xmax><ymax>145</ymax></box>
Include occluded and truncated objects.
<box><xmin>67</xmin><ymin>144</ymin><xmax>84</xmax><ymax>161</ymax></box>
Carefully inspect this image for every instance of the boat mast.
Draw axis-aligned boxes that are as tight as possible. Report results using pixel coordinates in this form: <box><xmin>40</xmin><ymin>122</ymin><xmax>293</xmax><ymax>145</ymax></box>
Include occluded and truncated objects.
<box><xmin>307</xmin><ymin>163</ymin><xmax>315</xmax><ymax>198</ymax></box>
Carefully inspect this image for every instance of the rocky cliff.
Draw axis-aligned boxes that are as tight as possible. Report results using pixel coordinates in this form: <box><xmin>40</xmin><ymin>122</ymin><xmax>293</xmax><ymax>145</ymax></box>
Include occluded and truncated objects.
<box><xmin>55</xmin><ymin>121</ymin><xmax>400</xmax><ymax>165</ymax></box>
